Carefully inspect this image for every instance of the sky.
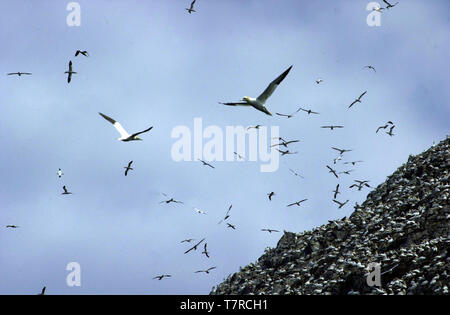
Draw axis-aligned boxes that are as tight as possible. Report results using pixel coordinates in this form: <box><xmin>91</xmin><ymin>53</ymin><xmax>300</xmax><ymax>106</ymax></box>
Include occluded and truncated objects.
<box><xmin>0</xmin><ymin>0</ymin><xmax>448</xmax><ymax>294</ymax></box>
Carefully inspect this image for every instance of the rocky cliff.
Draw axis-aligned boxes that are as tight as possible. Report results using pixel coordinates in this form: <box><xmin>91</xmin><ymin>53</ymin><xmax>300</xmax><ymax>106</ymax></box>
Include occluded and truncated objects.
<box><xmin>211</xmin><ymin>137</ymin><xmax>449</xmax><ymax>295</ymax></box>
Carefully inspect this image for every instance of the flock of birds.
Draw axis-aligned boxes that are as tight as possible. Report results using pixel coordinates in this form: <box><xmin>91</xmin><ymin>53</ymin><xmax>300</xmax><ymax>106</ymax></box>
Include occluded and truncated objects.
<box><xmin>4</xmin><ymin>1</ymin><xmax>403</xmax><ymax>294</ymax></box>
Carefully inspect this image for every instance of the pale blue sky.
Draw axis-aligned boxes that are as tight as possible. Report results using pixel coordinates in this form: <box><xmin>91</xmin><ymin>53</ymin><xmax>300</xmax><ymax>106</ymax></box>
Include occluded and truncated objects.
<box><xmin>0</xmin><ymin>0</ymin><xmax>448</xmax><ymax>294</ymax></box>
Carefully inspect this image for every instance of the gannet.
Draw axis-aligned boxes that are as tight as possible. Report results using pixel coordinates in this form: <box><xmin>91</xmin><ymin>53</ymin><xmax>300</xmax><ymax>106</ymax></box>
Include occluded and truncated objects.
<box><xmin>315</xmin><ymin>78</ymin><xmax>323</xmax><ymax>84</ymax></box>
<box><xmin>321</xmin><ymin>125</ymin><xmax>343</xmax><ymax>130</ymax></box>
<box><xmin>62</xmin><ymin>186</ymin><xmax>72</xmax><ymax>195</ymax></box>
<box><xmin>333</xmin><ymin>199</ymin><xmax>349</xmax><ymax>209</ymax></box>
<box><xmin>75</xmin><ymin>50</ymin><xmax>89</xmax><ymax>57</ymax></box>
<box><xmin>219</xmin><ymin>65</ymin><xmax>293</xmax><ymax>116</ymax></box>
<box><xmin>124</xmin><ymin>161</ymin><xmax>133</xmax><ymax>176</ymax></box>
<box><xmin>271</xmin><ymin>138</ymin><xmax>300</xmax><ymax>148</ymax></box>
<box><xmin>57</xmin><ymin>168</ymin><xmax>64</xmax><ymax>178</ymax></box>
<box><xmin>99</xmin><ymin>112</ymin><xmax>153</xmax><ymax>141</ymax></box>
<box><xmin>194</xmin><ymin>207</ymin><xmax>207</xmax><ymax>215</ymax></box>
<box><xmin>202</xmin><ymin>243</ymin><xmax>210</xmax><ymax>258</ymax></box>
<box><xmin>153</xmin><ymin>275</ymin><xmax>171</xmax><ymax>280</ymax></box>
<box><xmin>344</xmin><ymin>160</ymin><xmax>363</xmax><ymax>166</ymax></box>
<box><xmin>276</xmin><ymin>106</ymin><xmax>301</xmax><ymax>118</ymax></box>
<box><xmin>160</xmin><ymin>193</ymin><xmax>184</xmax><ymax>204</ymax></box>
<box><xmin>386</xmin><ymin>125</ymin><xmax>395</xmax><ymax>136</ymax></box>
<box><xmin>332</xmin><ymin>184</ymin><xmax>340</xmax><ymax>199</ymax></box>
<box><xmin>326</xmin><ymin>165</ymin><xmax>339</xmax><ymax>178</ymax></box>
<box><xmin>277</xmin><ymin>149</ymin><xmax>298</xmax><ymax>156</ymax></box>
<box><xmin>363</xmin><ymin>65</ymin><xmax>377</xmax><ymax>73</ymax></box>
<box><xmin>332</xmin><ymin>147</ymin><xmax>352</xmax><ymax>155</ymax></box>
<box><xmin>299</xmin><ymin>107</ymin><xmax>319</xmax><ymax>115</ymax></box>
<box><xmin>6</xmin><ymin>225</ymin><xmax>19</xmax><ymax>228</ymax></box>
<box><xmin>287</xmin><ymin>199</ymin><xmax>308</xmax><ymax>207</ymax></box>
<box><xmin>218</xmin><ymin>205</ymin><xmax>232</xmax><ymax>224</ymax></box>
<box><xmin>349</xmin><ymin>91</ymin><xmax>367</xmax><ymax>108</ymax></box>
<box><xmin>226</xmin><ymin>223</ymin><xmax>236</xmax><ymax>229</ymax></box>
<box><xmin>383</xmin><ymin>0</ymin><xmax>398</xmax><ymax>9</ymax></box>
<box><xmin>7</xmin><ymin>72</ymin><xmax>32</xmax><ymax>76</ymax></box>
<box><xmin>261</xmin><ymin>229</ymin><xmax>279</xmax><ymax>233</ymax></box>
<box><xmin>289</xmin><ymin>168</ymin><xmax>304</xmax><ymax>178</ymax></box>
<box><xmin>339</xmin><ymin>169</ymin><xmax>354</xmax><ymax>175</ymax></box>
<box><xmin>181</xmin><ymin>239</ymin><xmax>195</xmax><ymax>243</ymax></box>
<box><xmin>184</xmin><ymin>238</ymin><xmax>205</xmax><ymax>254</ymax></box>
<box><xmin>64</xmin><ymin>61</ymin><xmax>76</xmax><ymax>83</ymax></box>
<box><xmin>198</xmin><ymin>159</ymin><xmax>215</xmax><ymax>169</ymax></box>
<box><xmin>195</xmin><ymin>267</ymin><xmax>216</xmax><ymax>274</ymax></box>
<box><xmin>267</xmin><ymin>192</ymin><xmax>275</xmax><ymax>201</ymax></box>
<box><xmin>186</xmin><ymin>0</ymin><xmax>196</xmax><ymax>13</ymax></box>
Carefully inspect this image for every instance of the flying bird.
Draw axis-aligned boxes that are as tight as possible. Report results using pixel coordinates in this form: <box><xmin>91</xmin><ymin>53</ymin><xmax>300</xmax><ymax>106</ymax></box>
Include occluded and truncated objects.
<box><xmin>326</xmin><ymin>165</ymin><xmax>339</xmax><ymax>178</ymax></box>
<box><xmin>194</xmin><ymin>207</ymin><xmax>207</xmax><ymax>215</ymax></box>
<box><xmin>75</xmin><ymin>50</ymin><xmax>89</xmax><ymax>57</ymax></box>
<box><xmin>333</xmin><ymin>155</ymin><xmax>343</xmax><ymax>164</ymax></box>
<box><xmin>202</xmin><ymin>243</ymin><xmax>210</xmax><ymax>258</ymax></box>
<box><xmin>226</xmin><ymin>223</ymin><xmax>236</xmax><ymax>230</ymax></box>
<box><xmin>218</xmin><ymin>204</ymin><xmax>232</xmax><ymax>224</ymax></box>
<box><xmin>277</xmin><ymin>149</ymin><xmax>298</xmax><ymax>156</ymax></box>
<box><xmin>332</xmin><ymin>147</ymin><xmax>352</xmax><ymax>155</ymax></box>
<box><xmin>267</xmin><ymin>192</ymin><xmax>275</xmax><ymax>201</ymax></box>
<box><xmin>271</xmin><ymin>138</ymin><xmax>300</xmax><ymax>148</ymax></box>
<box><xmin>198</xmin><ymin>159</ymin><xmax>215</xmax><ymax>169</ymax></box>
<box><xmin>247</xmin><ymin>125</ymin><xmax>261</xmax><ymax>130</ymax></box>
<box><xmin>321</xmin><ymin>125</ymin><xmax>343</xmax><ymax>130</ymax></box>
<box><xmin>185</xmin><ymin>0</ymin><xmax>196</xmax><ymax>13</ymax></box>
<box><xmin>315</xmin><ymin>78</ymin><xmax>323</xmax><ymax>84</ymax></box>
<box><xmin>153</xmin><ymin>275</ymin><xmax>171</xmax><ymax>280</ymax></box>
<box><xmin>383</xmin><ymin>0</ymin><xmax>399</xmax><ymax>9</ymax></box>
<box><xmin>289</xmin><ymin>168</ymin><xmax>304</xmax><ymax>179</ymax></box>
<box><xmin>386</xmin><ymin>125</ymin><xmax>395</xmax><ymax>137</ymax></box>
<box><xmin>287</xmin><ymin>199</ymin><xmax>308</xmax><ymax>207</ymax></box>
<box><xmin>64</xmin><ymin>60</ymin><xmax>77</xmax><ymax>83</ymax></box>
<box><xmin>124</xmin><ymin>161</ymin><xmax>133</xmax><ymax>176</ymax></box>
<box><xmin>275</xmin><ymin>107</ymin><xmax>301</xmax><ymax>118</ymax></box>
<box><xmin>195</xmin><ymin>266</ymin><xmax>216</xmax><ymax>274</ymax></box>
<box><xmin>261</xmin><ymin>229</ymin><xmax>279</xmax><ymax>233</ymax></box>
<box><xmin>349</xmin><ymin>91</ymin><xmax>367</xmax><ymax>108</ymax></box>
<box><xmin>61</xmin><ymin>186</ymin><xmax>72</xmax><ymax>195</ymax></box>
<box><xmin>7</xmin><ymin>72</ymin><xmax>32</xmax><ymax>76</ymax></box>
<box><xmin>376</xmin><ymin>121</ymin><xmax>394</xmax><ymax>133</ymax></box>
<box><xmin>57</xmin><ymin>168</ymin><xmax>64</xmax><ymax>178</ymax></box>
<box><xmin>333</xmin><ymin>199</ymin><xmax>349</xmax><ymax>209</ymax></box>
<box><xmin>6</xmin><ymin>225</ymin><xmax>19</xmax><ymax>228</ymax></box>
<box><xmin>219</xmin><ymin>65</ymin><xmax>293</xmax><ymax>116</ymax></box>
<box><xmin>363</xmin><ymin>65</ymin><xmax>376</xmax><ymax>73</ymax></box>
<box><xmin>99</xmin><ymin>112</ymin><xmax>153</xmax><ymax>142</ymax></box>
<box><xmin>184</xmin><ymin>238</ymin><xmax>205</xmax><ymax>254</ymax></box>
<box><xmin>350</xmin><ymin>180</ymin><xmax>371</xmax><ymax>191</ymax></box>
<box><xmin>299</xmin><ymin>107</ymin><xmax>319</xmax><ymax>115</ymax></box>
<box><xmin>181</xmin><ymin>239</ymin><xmax>195</xmax><ymax>243</ymax></box>
<box><xmin>339</xmin><ymin>169</ymin><xmax>354</xmax><ymax>175</ymax></box>
<box><xmin>160</xmin><ymin>193</ymin><xmax>184</xmax><ymax>204</ymax></box>
<box><xmin>344</xmin><ymin>160</ymin><xmax>364</xmax><ymax>166</ymax></box>
<box><xmin>332</xmin><ymin>184</ymin><xmax>340</xmax><ymax>199</ymax></box>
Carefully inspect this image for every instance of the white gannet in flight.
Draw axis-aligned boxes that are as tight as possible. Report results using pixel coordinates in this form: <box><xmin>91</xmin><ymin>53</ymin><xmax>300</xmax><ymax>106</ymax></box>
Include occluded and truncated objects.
<box><xmin>64</xmin><ymin>61</ymin><xmax>76</xmax><ymax>83</ymax></box>
<box><xmin>186</xmin><ymin>0</ymin><xmax>196</xmax><ymax>13</ymax></box>
<box><xmin>57</xmin><ymin>168</ymin><xmax>64</xmax><ymax>178</ymax></box>
<box><xmin>7</xmin><ymin>72</ymin><xmax>32</xmax><ymax>76</ymax></box>
<box><xmin>194</xmin><ymin>207</ymin><xmax>207</xmax><ymax>215</ymax></box>
<box><xmin>383</xmin><ymin>0</ymin><xmax>399</xmax><ymax>9</ymax></box>
<box><xmin>99</xmin><ymin>112</ymin><xmax>153</xmax><ymax>142</ymax></box>
<box><xmin>219</xmin><ymin>65</ymin><xmax>293</xmax><ymax>116</ymax></box>
<box><xmin>349</xmin><ymin>91</ymin><xmax>367</xmax><ymax>108</ymax></box>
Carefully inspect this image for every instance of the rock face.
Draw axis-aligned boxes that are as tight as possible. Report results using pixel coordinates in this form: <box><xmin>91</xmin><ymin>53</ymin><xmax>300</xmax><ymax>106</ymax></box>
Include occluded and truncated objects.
<box><xmin>211</xmin><ymin>137</ymin><xmax>449</xmax><ymax>295</ymax></box>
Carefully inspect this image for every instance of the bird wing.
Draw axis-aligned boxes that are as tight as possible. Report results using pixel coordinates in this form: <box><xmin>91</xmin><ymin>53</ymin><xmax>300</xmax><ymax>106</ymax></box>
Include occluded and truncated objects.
<box><xmin>131</xmin><ymin>126</ymin><xmax>153</xmax><ymax>138</ymax></box>
<box><xmin>67</xmin><ymin>72</ymin><xmax>72</xmax><ymax>83</ymax></box>
<box><xmin>359</xmin><ymin>91</ymin><xmax>367</xmax><ymax>99</ymax></box>
<box><xmin>207</xmin><ymin>267</ymin><xmax>217</xmax><ymax>271</ymax></box>
<box><xmin>349</xmin><ymin>100</ymin><xmax>357</xmax><ymax>108</ymax></box>
<box><xmin>256</xmin><ymin>65</ymin><xmax>292</xmax><ymax>104</ymax></box>
<box><xmin>128</xmin><ymin>161</ymin><xmax>133</xmax><ymax>167</ymax></box>
<box><xmin>7</xmin><ymin>73</ymin><xmax>18</xmax><ymax>75</ymax></box>
<box><xmin>99</xmin><ymin>113</ymin><xmax>131</xmax><ymax>138</ymax></box>
<box><xmin>219</xmin><ymin>101</ymin><xmax>250</xmax><ymax>106</ymax></box>
<box><xmin>275</xmin><ymin>113</ymin><xmax>290</xmax><ymax>117</ymax></box>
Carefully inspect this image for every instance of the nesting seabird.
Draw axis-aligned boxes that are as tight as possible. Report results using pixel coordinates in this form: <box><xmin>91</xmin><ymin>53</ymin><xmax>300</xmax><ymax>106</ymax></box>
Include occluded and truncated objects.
<box><xmin>99</xmin><ymin>112</ymin><xmax>153</xmax><ymax>142</ymax></box>
<box><xmin>219</xmin><ymin>65</ymin><xmax>293</xmax><ymax>116</ymax></box>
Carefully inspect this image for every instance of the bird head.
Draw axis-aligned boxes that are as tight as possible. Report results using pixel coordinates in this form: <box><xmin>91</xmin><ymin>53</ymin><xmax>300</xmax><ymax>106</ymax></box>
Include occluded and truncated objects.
<box><xmin>134</xmin><ymin>136</ymin><xmax>143</xmax><ymax>141</ymax></box>
<box><xmin>242</xmin><ymin>96</ymin><xmax>250</xmax><ymax>101</ymax></box>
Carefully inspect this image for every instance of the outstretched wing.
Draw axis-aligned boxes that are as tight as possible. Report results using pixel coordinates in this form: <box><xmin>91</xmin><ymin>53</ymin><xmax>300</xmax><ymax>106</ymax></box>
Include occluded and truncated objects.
<box><xmin>99</xmin><ymin>112</ymin><xmax>131</xmax><ymax>138</ymax></box>
<box><xmin>256</xmin><ymin>65</ymin><xmax>292</xmax><ymax>104</ymax></box>
<box><xmin>131</xmin><ymin>126</ymin><xmax>153</xmax><ymax>138</ymax></box>
<box><xmin>219</xmin><ymin>102</ymin><xmax>250</xmax><ymax>106</ymax></box>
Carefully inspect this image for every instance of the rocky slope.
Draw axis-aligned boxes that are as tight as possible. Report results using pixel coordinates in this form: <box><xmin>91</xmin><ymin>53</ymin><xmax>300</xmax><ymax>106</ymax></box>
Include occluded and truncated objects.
<box><xmin>211</xmin><ymin>137</ymin><xmax>449</xmax><ymax>295</ymax></box>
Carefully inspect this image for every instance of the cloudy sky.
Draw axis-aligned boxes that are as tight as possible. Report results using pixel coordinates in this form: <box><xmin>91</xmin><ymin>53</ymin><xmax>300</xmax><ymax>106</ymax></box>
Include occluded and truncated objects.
<box><xmin>0</xmin><ymin>0</ymin><xmax>448</xmax><ymax>294</ymax></box>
